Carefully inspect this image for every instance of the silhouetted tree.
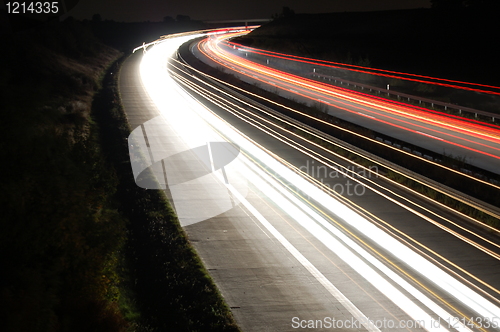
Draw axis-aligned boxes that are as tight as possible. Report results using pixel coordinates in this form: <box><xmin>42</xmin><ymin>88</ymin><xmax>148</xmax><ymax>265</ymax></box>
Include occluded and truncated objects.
<box><xmin>176</xmin><ymin>14</ymin><xmax>191</xmax><ymax>22</ymax></box>
<box><xmin>431</xmin><ymin>0</ymin><xmax>464</xmax><ymax>9</ymax></box>
<box><xmin>163</xmin><ymin>16</ymin><xmax>174</xmax><ymax>24</ymax></box>
<box><xmin>431</xmin><ymin>0</ymin><xmax>499</xmax><ymax>9</ymax></box>
<box><xmin>465</xmin><ymin>0</ymin><xmax>500</xmax><ymax>9</ymax></box>
<box><xmin>432</xmin><ymin>0</ymin><xmax>500</xmax><ymax>14</ymax></box>
<box><xmin>91</xmin><ymin>13</ymin><xmax>102</xmax><ymax>22</ymax></box>
<box><xmin>272</xmin><ymin>6</ymin><xmax>296</xmax><ymax>20</ymax></box>
<box><xmin>282</xmin><ymin>6</ymin><xmax>295</xmax><ymax>17</ymax></box>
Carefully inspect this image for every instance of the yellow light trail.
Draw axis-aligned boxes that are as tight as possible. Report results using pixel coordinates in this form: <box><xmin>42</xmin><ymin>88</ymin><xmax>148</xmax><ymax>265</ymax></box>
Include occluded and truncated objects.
<box><xmin>168</xmin><ymin>69</ymin><xmax>493</xmax><ymax>332</ymax></box>
<box><xmin>168</xmin><ymin>57</ymin><xmax>500</xmax><ymax>303</ymax></box>
<box><xmin>201</xmin><ymin>32</ymin><xmax>500</xmax><ymax>165</ymax></box>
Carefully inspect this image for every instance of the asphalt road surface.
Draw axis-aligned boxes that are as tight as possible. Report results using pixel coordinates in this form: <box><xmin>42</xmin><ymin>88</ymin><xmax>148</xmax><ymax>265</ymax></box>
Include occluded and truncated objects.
<box><xmin>118</xmin><ymin>32</ymin><xmax>500</xmax><ymax>331</ymax></box>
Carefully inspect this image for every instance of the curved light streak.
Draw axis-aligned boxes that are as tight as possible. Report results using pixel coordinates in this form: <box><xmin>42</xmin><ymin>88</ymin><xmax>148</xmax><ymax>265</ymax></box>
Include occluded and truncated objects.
<box><xmin>197</xmin><ymin>34</ymin><xmax>500</xmax><ymax>192</ymax></box>
<box><xmin>225</xmin><ymin>39</ymin><xmax>500</xmax><ymax>95</ymax></box>
<box><xmin>139</xmin><ymin>30</ymin><xmax>500</xmax><ymax>332</ymax></box>
<box><xmin>203</xmin><ymin>36</ymin><xmax>500</xmax><ymax>150</ymax></box>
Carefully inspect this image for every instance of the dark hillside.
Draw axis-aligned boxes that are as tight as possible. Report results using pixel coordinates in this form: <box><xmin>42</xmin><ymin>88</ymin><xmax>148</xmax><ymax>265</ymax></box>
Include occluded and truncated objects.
<box><xmin>90</xmin><ymin>20</ymin><xmax>207</xmax><ymax>51</ymax></box>
<box><xmin>0</xmin><ymin>19</ymin><xmax>126</xmax><ymax>331</ymax></box>
<box><xmin>236</xmin><ymin>8</ymin><xmax>499</xmax><ymax>85</ymax></box>
<box><xmin>0</xmin><ymin>17</ymin><xmax>238</xmax><ymax>332</ymax></box>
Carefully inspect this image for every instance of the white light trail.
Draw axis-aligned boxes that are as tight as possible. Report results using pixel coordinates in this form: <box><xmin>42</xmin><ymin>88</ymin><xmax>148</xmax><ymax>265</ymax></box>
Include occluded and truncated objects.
<box><xmin>138</xmin><ymin>32</ymin><xmax>500</xmax><ymax>331</ymax></box>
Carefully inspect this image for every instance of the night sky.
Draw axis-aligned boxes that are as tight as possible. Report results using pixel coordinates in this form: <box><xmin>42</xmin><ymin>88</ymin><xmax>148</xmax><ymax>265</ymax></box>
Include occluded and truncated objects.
<box><xmin>65</xmin><ymin>0</ymin><xmax>431</xmax><ymax>22</ymax></box>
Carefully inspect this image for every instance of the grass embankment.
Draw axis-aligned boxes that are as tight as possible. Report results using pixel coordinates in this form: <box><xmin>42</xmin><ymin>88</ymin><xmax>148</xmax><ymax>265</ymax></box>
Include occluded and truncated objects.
<box><xmin>1</xmin><ymin>19</ymin><xmax>239</xmax><ymax>331</ymax></box>
<box><xmin>179</xmin><ymin>41</ymin><xmax>500</xmax><ymax>229</ymax></box>
<box><xmin>95</xmin><ymin>55</ymin><xmax>240</xmax><ymax>332</ymax></box>
<box><xmin>1</xmin><ymin>19</ymin><xmax>128</xmax><ymax>331</ymax></box>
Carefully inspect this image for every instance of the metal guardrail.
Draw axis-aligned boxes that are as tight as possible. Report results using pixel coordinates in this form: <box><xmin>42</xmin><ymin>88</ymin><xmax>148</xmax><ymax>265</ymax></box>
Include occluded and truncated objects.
<box><xmin>310</xmin><ymin>72</ymin><xmax>499</xmax><ymax>122</ymax></box>
<box><xmin>177</xmin><ymin>51</ymin><xmax>500</xmax><ymax>228</ymax></box>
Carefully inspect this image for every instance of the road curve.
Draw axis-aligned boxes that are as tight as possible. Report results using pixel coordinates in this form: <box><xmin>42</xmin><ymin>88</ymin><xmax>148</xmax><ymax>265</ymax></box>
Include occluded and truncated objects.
<box><xmin>119</xmin><ymin>31</ymin><xmax>500</xmax><ymax>331</ymax></box>
<box><xmin>195</xmin><ymin>31</ymin><xmax>500</xmax><ymax>175</ymax></box>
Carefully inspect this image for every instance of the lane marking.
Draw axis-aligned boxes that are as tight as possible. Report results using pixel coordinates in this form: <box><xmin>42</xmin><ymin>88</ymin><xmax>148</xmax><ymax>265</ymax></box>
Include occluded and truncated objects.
<box><xmin>217</xmin><ymin>172</ymin><xmax>381</xmax><ymax>332</ymax></box>
<box><xmin>358</xmin><ymin>112</ymin><xmax>376</xmax><ymax>119</ymax></box>
<box><xmin>417</xmin><ymin>131</ymin><xmax>444</xmax><ymax>141</ymax></box>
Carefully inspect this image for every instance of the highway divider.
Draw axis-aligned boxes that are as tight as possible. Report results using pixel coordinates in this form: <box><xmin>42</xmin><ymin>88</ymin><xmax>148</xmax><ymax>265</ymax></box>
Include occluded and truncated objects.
<box><xmin>178</xmin><ymin>39</ymin><xmax>500</xmax><ymax>230</ymax></box>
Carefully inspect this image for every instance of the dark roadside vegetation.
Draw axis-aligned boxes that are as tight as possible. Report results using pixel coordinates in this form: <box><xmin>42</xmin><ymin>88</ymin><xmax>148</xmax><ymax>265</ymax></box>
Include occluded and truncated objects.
<box><xmin>235</xmin><ymin>3</ymin><xmax>500</xmax><ymax>114</ymax></box>
<box><xmin>179</xmin><ymin>38</ymin><xmax>500</xmax><ymax>229</ymax></box>
<box><xmin>1</xmin><ymin>15</ymin><xmax>239</xmax><ymax>332</ymax></box>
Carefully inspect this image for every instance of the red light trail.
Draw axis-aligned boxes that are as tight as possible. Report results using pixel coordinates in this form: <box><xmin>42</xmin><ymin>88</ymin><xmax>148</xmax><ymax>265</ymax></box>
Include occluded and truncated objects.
<box><xmin>225</xmin><ymin>40</ymin><xmax>500</xmax><ymax>96</ymax></box>
<box><xmin>198</xmin><ymin>32</ymin><xmax>500</xmax><ymax>165</ymax></box>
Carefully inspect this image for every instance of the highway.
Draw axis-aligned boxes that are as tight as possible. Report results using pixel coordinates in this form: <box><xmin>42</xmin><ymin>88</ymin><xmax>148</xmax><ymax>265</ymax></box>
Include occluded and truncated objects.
<box><xmin>119</xmin><ymin>30</ymin><xmax>500</xmax><ymax>331</ymax></box>
<box><xmin>193</xmin><ymin>31</ymin><xmax>500</xmax><ymax>176</ymax></box>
